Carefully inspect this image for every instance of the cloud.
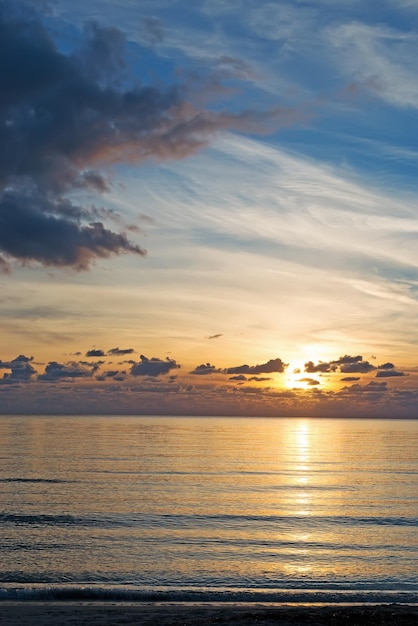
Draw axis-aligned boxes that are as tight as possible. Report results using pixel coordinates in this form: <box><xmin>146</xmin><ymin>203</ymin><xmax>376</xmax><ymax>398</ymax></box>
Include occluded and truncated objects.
<box><xmin>305</xmin><ymin>360</ymin><xmax>335</xmax><ymax>373</ymax></box>
<box><xmin>207</xmin><ymin>333</ymin><xmax>223</xmax><ymax>340</ymax></box>
<box><xmin>229</xmin><ymin>374</ymin><xmax>247</xmax><ymax>381</ymax></box>
<box><xmin>96</xmin><ymin>369</ymin><xmax>124</xmax><ymax>381</ymax></box>
<box><xmin>0</xmin><ymin>354</ymin><xmax>36</xmax><ymax>381</ymax></box>
<box><xmin>340</xmin><ymin>376</ymin><xmax>361</xmax><ymax>382</ymax></box>
<box><xmin>107</xmin><ymin>347</ymin><xmax>135</xmax><ymax>355</ymax></box>
<box><xmin>377</xmin><ymin>362</ymin><xmax>395</xmax><ymax>370</ymax></box>
<box><xmin>375</xmin><ymin>370</ymin><xmax>405</xmax><ymax>377</ymax></box>
<box><xmin>305</xmin><ymin>354</ymin><xmax>376</xmax><ymax>375</ymax></box>
<box><xmin>339</xmin><ymin>360</ymin><xmax>375</xmax><ymax>374</ymax></box>
<box><xmin>0</xmin><ymin>2</ymin><xmax>306</xmax><ymax>272</ymax></box>
<box><xmin>329</xmin><ymin>21</ymin><xmax>418</xmax><ymax>109</ymax></box>
<box><xmin>38</xmin><ymin>360</ymin><xmax>97</xmax><ymax>381</ymax></box>
<box><xmin>140</xmin><ymin>16</ymin><xmax>165</xmax><ymax>45</ymax></box>
<box><xmin>190</xmin><ymin>363</ymin><xmax>222</xmax><ymax>375</ymax></box>
<box><xmin>345</xmin><ymin>380</ymin><xmax>388</xmax><ymax>393</ymax></box>
<box><xmin>333</xmin><ymin>355</ymin><xmax>364</xmax><ymax>365</ymax></box>
<box><xmin>214</xmin><ymin>55</ymin><xmax>257</xmax><ymax>80</ymax></box>
<box><xmin>0</xmin><ymin>3</ymin><xmax>148</xmax><ymax>270</ymax></box>
<box><xmin>299</xmin><ymin>377</ymin><xmax>321</xmax><ymax>386</ymax></box>
<box><xmin>86</xmin><ymin>349</ymin><xmax>105</xmax><ymax>357</ymax></box>
<box><xmin>225</xmin><ymin>357</ymin><xmax>287</xmax><ymax>375</ymax></box>
<box><xmin>130</xmin><ymin>354</ymin><xmax>180</xmax><ymax>377</ymax></box>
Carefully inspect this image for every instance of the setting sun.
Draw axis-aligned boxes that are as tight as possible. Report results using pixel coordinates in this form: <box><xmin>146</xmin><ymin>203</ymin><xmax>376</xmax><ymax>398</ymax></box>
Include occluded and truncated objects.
<box><xmin>284</xmin><ymin>356</ymin><xmax>324</xmax><ymax>390</ymax></box>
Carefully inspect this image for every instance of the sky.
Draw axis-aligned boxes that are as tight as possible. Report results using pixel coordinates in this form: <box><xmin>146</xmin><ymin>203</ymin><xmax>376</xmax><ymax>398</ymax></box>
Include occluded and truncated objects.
<box><xmin>1</xmin><ymin>0</ymin><xmax>418</xmax><ymax>417</ymax></box>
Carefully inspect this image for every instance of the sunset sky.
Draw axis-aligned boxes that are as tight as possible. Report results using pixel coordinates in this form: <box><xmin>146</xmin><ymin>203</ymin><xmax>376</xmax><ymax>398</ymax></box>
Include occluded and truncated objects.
<box><xmin>1</xmin><ymin>0</ymin><xmax>418</xmax><ymax>416</ymax></box>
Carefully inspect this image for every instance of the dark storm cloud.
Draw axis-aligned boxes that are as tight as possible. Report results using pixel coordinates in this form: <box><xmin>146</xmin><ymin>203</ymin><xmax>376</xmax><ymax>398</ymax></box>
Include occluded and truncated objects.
<box><xmin>86</xmin><ymin>349</ymin><xmax>105</xmax><ymax>357</ymax></box>
<box><xmin>190</xmin><ymin>363</ymin><xmax>222</xmax><ymax>375</ymax></box>
<box><xmin>107</xmin><ymin>347</ymin><xmax>135</xmax><ymax>355</ymax></box>
<box><xmin>225</xmin><ymin>357</ymin><xmax>287</xmax><ymax>375</ymax></box>
<box><xmin>375</xmin><ymin>370</ymin><xmax>405</xmax><ymax>378</ymax></box>
<box><xmin>0</xmin><ymin>2</ymin><xmax>148</xmax><ymax>270</ymax></box>
<box><xmin>0</xmin><ymin>1</ymin><xmax>307</xmax><ymax>271</ymax></box>
<box><xmin>0</xmin><ymin>196</ymin><xmax>144</xmax><ymax>270</ymax></box>
<box><xmin>0</xmin><ymin>354</ymin><xmax>36</xmax><ymax>381</ymax></box>
<box><xmin>130</xmin><ymin>355</ymin><xmax>179</xmax><ymax>377</ymax></box>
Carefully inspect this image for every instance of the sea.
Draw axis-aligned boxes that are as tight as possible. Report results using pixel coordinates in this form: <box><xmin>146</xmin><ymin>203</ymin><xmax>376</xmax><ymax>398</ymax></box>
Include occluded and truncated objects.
<box><xmin>0</xmin><ymin>416</ymin><xmax>417</xmax><ymax>604</ymax></box>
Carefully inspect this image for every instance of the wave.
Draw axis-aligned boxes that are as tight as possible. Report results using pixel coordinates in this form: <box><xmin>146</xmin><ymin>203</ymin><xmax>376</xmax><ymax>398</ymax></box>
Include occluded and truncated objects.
<box><xmin>1</xmin><ymin>584</ymin><xmax>417</xmax><ymax>604</ymax></box>
<box><xmin>0</xmin><ymin>478</ymin><xmax>74</xmax><ymax>483</ymax></box>
<box><xmin>1</xmin><ymin>512</ymin><xmax>417</xmax><ymax>529</ymax></box>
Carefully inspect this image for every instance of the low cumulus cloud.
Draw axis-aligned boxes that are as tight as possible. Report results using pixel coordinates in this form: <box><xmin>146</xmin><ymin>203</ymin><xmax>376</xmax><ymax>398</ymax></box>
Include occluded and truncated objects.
<box><xmin>344</xmin><ymin>380</ymin><xmax>388</xmax><ymax>393</ymax></box>
<box><xmin>225</xmin><ymin>357</ymin><xmax>287</xmax><ymax>375</ymax></box>
<box><xmin>38</xmin><ymin>360</ymin><xmax>97</xmax><ymax>381</ymax></box>
<box><xmin>307</xmin><ymin>354</ymin><xmax>407</xmax><ymax>377</ymax></box>
<box><xmin>86</xmin><ymin>349</ymin><xmax>105</xmax><ymax>357</ymax></box>
<box><xmin>0</xmin><ymin>354</ymin><xmax>36</xmax><ymax>382</ymax></box>
<box><xmin>305</xmin><ymin>354</ymin><xmax>376</xmax><ymax>375</ymax></box>
<box><xmin>107</xmin><ymin>347</ymin><xmax>135</xmax><ymax>356</ymax></box>
<box><xmin>0</xmin><ymin>1</ymin><xmax>305</xmax><ymax>272</ymax></box>
<box><xmin>130</xmin><ymin>355</ymin><xmax>180</xmax><ymax>377</ymax></box>
<box><xmin>339</xmin><ymin>361</ymin><xmax>375</xmax><ymax>374</ymax></box>
<box><xmin>96</xmin><ymin>369</ymin><xmax>125</xmax><ymax>381</ymax></box>
<box><xmin>190</xmin><ymin>363</ymin><xmax>222</xmax><ymax>375</ymax></box>
<box><xmin>375</xmin><ymin>370</ymin><xmax>405</xmax><ymax>378</ymax></box>
<box><xmin>305</xmin><ymin>361</ymin><xmax>334</xmax><ymax>374</ymax></box>
<box><xmin>299</xmin><ymin>377</ymin><xmax>320</xmax><ymax>386</ymax></box>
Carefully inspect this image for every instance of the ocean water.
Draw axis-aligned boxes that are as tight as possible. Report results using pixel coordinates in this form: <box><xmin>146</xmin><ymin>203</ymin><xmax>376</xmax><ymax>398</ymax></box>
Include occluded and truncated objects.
<box><xmin>0</xmin><ymin>416</ymin><xmax>417</xmax><ymax>603</ymax></box>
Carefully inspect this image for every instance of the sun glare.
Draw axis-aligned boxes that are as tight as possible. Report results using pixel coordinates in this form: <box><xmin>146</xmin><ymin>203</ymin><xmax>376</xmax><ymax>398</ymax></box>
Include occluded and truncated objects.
<box><xmin>284</xmin><ymin>360</ymin><xmax>313</xmax><ymax>390</ymax></box>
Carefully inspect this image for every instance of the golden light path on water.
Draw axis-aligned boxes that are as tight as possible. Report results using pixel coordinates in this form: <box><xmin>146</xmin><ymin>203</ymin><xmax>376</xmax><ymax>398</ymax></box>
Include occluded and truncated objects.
<box><xmin>284</xmin><ymin>420</ymin><xmax>314</xmax><ymax>576</ymax></box>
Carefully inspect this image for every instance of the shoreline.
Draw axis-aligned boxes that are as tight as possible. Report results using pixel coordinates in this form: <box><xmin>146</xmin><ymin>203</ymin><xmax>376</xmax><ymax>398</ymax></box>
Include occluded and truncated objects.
<box><xmin>1</xmin><ymin>602</ymin><xmax>418</xmax><ymax>625</ymax></box>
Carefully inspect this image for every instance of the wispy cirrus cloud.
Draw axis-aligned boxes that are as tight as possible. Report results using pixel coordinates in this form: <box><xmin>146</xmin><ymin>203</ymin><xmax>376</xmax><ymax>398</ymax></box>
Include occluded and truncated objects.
<box><xmin>328</xmin><ymin>21</ymin><xmax>418</xmax><ymax>109</ymax></box>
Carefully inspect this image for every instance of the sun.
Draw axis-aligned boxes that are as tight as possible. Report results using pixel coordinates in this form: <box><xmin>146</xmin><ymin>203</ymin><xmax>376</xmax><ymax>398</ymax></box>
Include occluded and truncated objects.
<box><xmin>283</xmin><ymin>344</ymin><xmax>334</xmax><ymax>390</ymax></box>
<box><xmin>284</xmin><ymin>360</ymin><xmax>323</xmax><ymax>390</ymax></box>
<box><xmin>284</xmin><ymin>360</ymin><xmax>314</xmax><ymax>390</ymax></box>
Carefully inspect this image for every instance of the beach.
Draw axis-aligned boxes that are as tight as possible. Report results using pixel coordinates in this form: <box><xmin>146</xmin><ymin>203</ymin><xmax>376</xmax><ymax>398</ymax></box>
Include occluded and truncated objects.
<box><xmin>1</xmin><ymin>603</ymin><xmax>418</xmax><ymax>625</ymax></box>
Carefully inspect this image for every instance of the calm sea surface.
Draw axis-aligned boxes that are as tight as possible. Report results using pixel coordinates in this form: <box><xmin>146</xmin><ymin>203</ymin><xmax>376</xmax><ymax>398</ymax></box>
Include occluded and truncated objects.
<box><xmin>0</xmin><ymin>416</ymin><xmax>417</xmax><ymax>603</ymax></box>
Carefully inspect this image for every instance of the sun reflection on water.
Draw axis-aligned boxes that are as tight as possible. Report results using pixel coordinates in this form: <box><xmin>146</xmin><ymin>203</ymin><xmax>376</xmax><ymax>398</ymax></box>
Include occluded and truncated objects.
<box><xmin>293</xmin><ymin>421</ymin><xmax>311</xmax><ymax>516</ymax></box>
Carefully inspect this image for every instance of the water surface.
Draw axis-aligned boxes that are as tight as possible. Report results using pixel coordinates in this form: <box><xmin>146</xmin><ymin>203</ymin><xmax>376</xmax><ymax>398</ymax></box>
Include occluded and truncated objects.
<box><xmin>0</xmin><ymin>416</ymin><xmax>417</xmax><ymax>602</ymax></box>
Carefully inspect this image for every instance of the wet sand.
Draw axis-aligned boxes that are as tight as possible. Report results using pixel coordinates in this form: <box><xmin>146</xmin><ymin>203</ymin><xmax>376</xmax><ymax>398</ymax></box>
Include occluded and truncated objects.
<box><xmin>1</xmin><ymin>602</ymin><xmax>418</xmax><ymax>625</ymax></box>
